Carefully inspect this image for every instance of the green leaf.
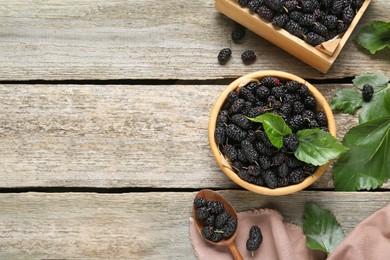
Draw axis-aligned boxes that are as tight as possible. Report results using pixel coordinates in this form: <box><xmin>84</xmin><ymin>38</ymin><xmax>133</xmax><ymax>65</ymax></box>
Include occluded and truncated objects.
<box><xmin>351</xmin><ymin>73</ymin><xmax>390</xmax><ymax>123</ymax></box>
<box><xmin>330</xmin><ymin>88</ymin><xmax>363</xmax><ymax>114</ymax></box>
<box><xmin>303</xmin><ymin>203</ymin><xmax>345</xmax><ymax>255</ymax></box>
<box><xmin>356</xmin><ymin>21</ymin><xmax>390</xmax><ymax>54</ymax></box>
<box><xmin>352</xmin><ymin>72</ymin><xmax>389</xmax><ymax>92</ymax></box>
<box><xmin>295</xmin><ymin>129</ymin><xmax>349</xmax><ymax>166</ymax></box>
<box><xmin>359</xmin><ymin>86</ymin><xmax>390</xmax><ymax>123</ymax></box>
<box><xmin>246</xmin><ymin>113</ymin><xmax>291</xmax><ymax>148</ymax></box>
<box><xmin>333</xmin><ymin>116</ymin><xmax>390</xmax><ymax>191</ymax></box>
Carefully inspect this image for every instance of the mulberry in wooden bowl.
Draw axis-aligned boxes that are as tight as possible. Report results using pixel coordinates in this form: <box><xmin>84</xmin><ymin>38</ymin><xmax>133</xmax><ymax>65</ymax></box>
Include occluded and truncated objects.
<box><xmin>208</xmin><ymin>70</ymin><xmax>336</xmax><ymax>196</ymax></box>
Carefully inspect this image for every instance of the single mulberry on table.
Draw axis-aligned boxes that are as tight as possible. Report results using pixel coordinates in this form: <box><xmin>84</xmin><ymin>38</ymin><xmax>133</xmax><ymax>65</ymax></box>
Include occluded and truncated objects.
<box><xmin>241</xmin><ymin>50</ymin><xmax>256</xmax><ymax>65</ymax></box>
<box><xmin>217</xmin><ymin>48</ymin><xmax>232</xmax><ymax>65</ymax></box>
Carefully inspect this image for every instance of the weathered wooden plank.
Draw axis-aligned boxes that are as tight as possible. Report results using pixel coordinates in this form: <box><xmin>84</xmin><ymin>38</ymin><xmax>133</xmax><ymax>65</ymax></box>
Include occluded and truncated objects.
<box><xmin>0</xmin><ymin>83</ymin><xmax>384</xmax><ymax>189</ymax></box>
<box><xmin>0</xmin><ymin>0</ymin><xmax>388</xmax><ymax>80</ymax></box>
<box><xmin>0</xmin><ymin>191</ymin><xmax>388</xmax><ymax>259</ymax></box>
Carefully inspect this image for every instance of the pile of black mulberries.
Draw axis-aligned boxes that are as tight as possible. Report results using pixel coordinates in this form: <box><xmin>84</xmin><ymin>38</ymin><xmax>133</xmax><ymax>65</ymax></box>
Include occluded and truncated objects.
<box><xmin>194</xmin><ymin>197</ymin><xmax>237</xmax><ymax>242</ymax></box>
<box><xmin>214</xmin><ymin>76</ymin><xmax>328</xmax><ymax>189</ymax></box>
<box><xmin>238</xmin><ymin>0</ymin><xmax>365</xmax><ymax>46</ymax></box>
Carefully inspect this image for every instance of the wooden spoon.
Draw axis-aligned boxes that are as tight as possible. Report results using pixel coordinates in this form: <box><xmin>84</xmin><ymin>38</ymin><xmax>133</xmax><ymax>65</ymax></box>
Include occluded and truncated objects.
<box><xmin>193</xmin><ymin>189</ymin><xmax>243</xmax><ymax>260</ymax></box>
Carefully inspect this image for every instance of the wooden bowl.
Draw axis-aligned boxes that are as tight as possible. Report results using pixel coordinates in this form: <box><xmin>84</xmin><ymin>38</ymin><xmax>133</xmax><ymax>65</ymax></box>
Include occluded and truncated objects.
<box><xmin>208</xmin><ymin>70</ymin><xmax>336</xmax><ymax>196</ymax></box>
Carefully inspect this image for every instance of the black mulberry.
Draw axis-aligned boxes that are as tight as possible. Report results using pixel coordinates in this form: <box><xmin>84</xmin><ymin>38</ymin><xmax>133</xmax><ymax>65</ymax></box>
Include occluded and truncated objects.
<box><xmin>241</xmin><ymin>140</ymin><xmax>259</xmax><ymax>163</ymax></box>
<box><xmin>301</xmin><ymin>0</ymin><xmax>320</xmax><ymax>13</ymax></box>
<box><xmin>229</xmin><ymin>98</ymin><xmax>246</xmax><ymax>114</ymax></box>
<box><xmin>214</xmin><ymin>127</ymin><xmax>226</xmax><ymax>145</ymax></box>
<box><xmin>231</xmin><ymin>113</ymin><xmax>253</xmax><ymax>130</ymax></box>
<box><xmin>304</xmin><ymin>32</ymin><xmax>325</xmax><ymax>46</ymax></box>
<box><xmin>261</xmin><ymin>76</ymin><xmax>282</xmax><ymax>87</ymax></box>
<box><xmin>217</xmin><ymin>48</ymin><xmax>232</xmax><ymax>65</ymax></box>
<box><xmin>232</xmin><ymin>24</ymin><xmax>246</xmax><ymax>42</ymax></box>
<box><xmin>272</xmin><ymin>14</ymin><xmax>290</xmax><ymax>28</ymax></box>
<box><xmin>343</xmin><ymin>6</ymin><xmax>355</xmax><ymax>24</ymax></box>
<box><xmin>225</xmin><ymin>124</ymin><xmax>247</xmax><ymax>143</ymax></box>
<box><xmin>290</xmin><ymin>11</ymin><xmax>315</xmax><ymax>27</ymax></box>
<box><xmin>223</xmin><ymin>144</ymin><xmax>238</xmax><ymax>162</ymax></box>
<box><xmin>241</xmin><ymin>50</ymin><xmax>257</xmax><ymax>64</ymax></box>
<box><xmin>256</xmin><ymin>5</ymin><xmax>274</xmax><ymax>22</ymax></box>
<box><xmin>194</xmin><ymin>197</ymin><xmax>207</xmax><ymax>208</ymax></box>
<box><xmin>362</xmin><ymin>84</ymin><xmax>374</xmax><ymax>102</ymax></box>
<box><xmin>284</xmin><ymin>20</ymin><xmax>306</xmax><ymax>39</ymax></box>
<box><xmin>322</xmin><ymin>15</ymin><xmax>339</xmax><ymax>30</ymax></box>
<box><xmin>284</xmin><ymin>133</ymin><xmax>299</xmax><ymax>151</ymax></box>
<box><xmin>215</xmin><ymin>212</ymin><xmax>232</xmax><ymax>228</ymax></box>
<box><xmin>207</xmin><ymin>201</ymin><xmax>224</xmax><ymax>215</ymax></box>
<box><xmin>263</xmin><ymin>0</ymin><xmax>284</xmax><ymax>12</ymax></box>
<box><xmin>262</xmin><ymin>170</ymin><xmax>279</xmax><ymax>188</ymax></box>
<box><xmin>288</xmin><ymin>168</ymin><xmax>306</xmax><ymax>184</ymax></box>
<box><xmin>246</xmin><ymin>225</ymin><xmax>263</xmax><ymax>257</ymax></box>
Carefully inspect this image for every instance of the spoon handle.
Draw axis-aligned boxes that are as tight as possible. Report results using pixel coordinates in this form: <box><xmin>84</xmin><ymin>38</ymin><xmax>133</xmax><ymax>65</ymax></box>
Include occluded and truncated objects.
<box><xmin>228</xmin><ymin>242</ymin><xmax>243</xmax><ymax>260</ymax></box>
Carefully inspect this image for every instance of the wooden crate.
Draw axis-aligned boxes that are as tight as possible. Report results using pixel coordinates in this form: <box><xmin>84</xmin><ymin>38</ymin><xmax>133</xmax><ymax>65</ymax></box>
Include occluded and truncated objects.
<box><xmin>215</xmin><ymin>0</ymin><xmax>372</xmax><ymax>73</ymax></box>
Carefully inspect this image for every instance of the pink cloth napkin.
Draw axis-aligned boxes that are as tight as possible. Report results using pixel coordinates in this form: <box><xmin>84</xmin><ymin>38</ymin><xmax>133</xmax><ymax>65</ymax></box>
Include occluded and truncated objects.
<box><xmin>189</xmin><ymin>204</ymin><xmax>390</xmax><ymax>260</ymax></box>
<box><xmin>189</xmin><ymin>208</ymin><xmax>325</xmax><ymax>260</ymax></box>
<box><xmin>328</xmin><ymin>203</ymin><xmax>390</xmax><ymax>260</ymax></box>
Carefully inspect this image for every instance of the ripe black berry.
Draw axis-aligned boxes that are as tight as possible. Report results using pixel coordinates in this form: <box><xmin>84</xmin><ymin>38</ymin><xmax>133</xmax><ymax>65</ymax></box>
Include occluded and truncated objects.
<box><xmin>226</xmin><ymin>124</ymin><xmax>248</xmax><ymax>142</ymax></box>
<box><xmin>215</xmin><ymin>212</ymin><xmax>232</xmax><ymax>228</ymax></box>
<box><xmin>241</xmin><ymin>50</ymin><xmax>257</xmax><ymax>64</ymax></box>
<box><xmin>343</xmin><ymin>6</ymin><xmax>355</xmax><ymax>24</ymax></box>
<box><xmin>316</xmin><ymin>111</ymin><xmax>327</xmax><ymax>126</ymax></box>
<box><xmin>196</xmin><ymin>207</ymin><xmax>210</xmax><ymax>220</ymax></box>
<box><xmin>231</xmin><ymin>113</ymin><xmax>253</xmax><ymax>130</ymax></box>
<box><xmin>256</xmin><ymin>5</ymin><xmax>275</xmax><ymax>22</ymax></box>
<box><xmin>214</xmin><ymin>127</ymin><xmax>226</xmax><ymax>145</ymax></box>
<box><xmin>301</xmin><ymin>0</ymin><xmax>320</xmax><ymax>13</ymax></box>
<box><xmin>322</xmin><ymin>15</ymin><xmax>339</xmax><ymax>30</ymax></box>
<box><xmin>262</xmin><ymin>169</ymin><xmax>279</xmax><ymax>188</ymax></box>
<box><xmin>284</xmin><ymin>20</ymin><xmax>306</xmax><ymax>39</ymax></box>
<box><xmin>284</xmin><ymin>133</ymin><xmax>299</xmax><ymax>151</ymax></box>
<box><xmin>263</xmin><ymin>0</ymin><xmax>284</xmax><ymax>12</ymax></box>
<box><xmin>246</xmin><ymin>225</ymin><xmax>263</xmax><ymax>257</ymax></box>
<box><xmin>272</xmin><ymin>14</ymin><xmax>289</xmax><ymax>28</ymax></box>
<box><xmin>241</xmin><ymin>139</ymin><xmax>259</xmax><ymax>163</ymax></box>
<box><xmin>194</xmin><ymin>197</ymin><xmax>207</xmax><ymax>208</ymax></box>
<box><xmin>261</xmin><ymin>76</ymin><xmax>281</xmax><ymax>87</ymax></box>
<box><xmin>248</xmin><ymin>0</ymin><xmax>262</xmax><ymax>13</ymax></box>
<box><xmin>290</xmin><ymin>11</ymin><xmax>315</xmax><ymax>27</ymax></box>
<box><xmin>217</xmin><ymin>48</ymin><xmax>232</xmax><ymax>65</ymax></box>
<box><xmin>238</xmin><ymin>0</ymin><xmax>251</xmax><ymax>7</ymax></box>
<box><xmin>362</xmin><ymin>84</ymin><xmax>374</xmax><ymax>102</ymax></box>
<box><xmin>288</xmin><ymin>168</ymin><xmax>306</xmax><ymax>184</ymax></box>
<box><xmin>207</xmin><ymin>201</ymin><xmax>225</xmax><ymax>215</ymax></box>
<box><xmin>232</xmin><ymin>24</ymin><xmax>246</xmax><ymax>42</ymax></box>
<box><xmin>223</xmin><ymin>144</ymin><xmax>238</xmax><ymax>162</ymax></box>
<box><xmin>304</xmin><ymin>32</ymin><xmax>325</xmax><ymax>46</ymax></box>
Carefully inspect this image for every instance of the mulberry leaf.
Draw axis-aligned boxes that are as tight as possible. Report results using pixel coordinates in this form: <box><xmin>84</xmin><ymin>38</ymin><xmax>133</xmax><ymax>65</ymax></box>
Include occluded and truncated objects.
<box><xmin>356</xmin><ymin>21</ymin><xmax>390</xmax><ymax>54</ymax></box>
<box><xmin>333</xmin><ymin>116</ymin><xmax>390</xmax><ymax>191</ymax></box>
<box><xmin>247</xmin><ymin>113</ymin><xmax>292</xmax><ymax>148</ymax></box>
<box><xmin>330</xmin><ymin>88</ymin><xmax>363</xmax><ymax>114</ymax></box>
<box><xmin>295</xmin><ymin>129</ymin><xmax>348</xmax><ymax>166</ymax></box>
<box><xmin>303</xmin><ymin>203</ymin><xmax>345</xmax><ymax>255</ymax></box>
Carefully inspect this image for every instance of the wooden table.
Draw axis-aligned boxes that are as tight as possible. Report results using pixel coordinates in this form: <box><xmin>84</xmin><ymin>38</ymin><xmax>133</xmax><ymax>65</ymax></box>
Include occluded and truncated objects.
<box><xmin>0</xmin><ymin>1</ymin><xmax>389</xmax><ymax>258</ymax></box>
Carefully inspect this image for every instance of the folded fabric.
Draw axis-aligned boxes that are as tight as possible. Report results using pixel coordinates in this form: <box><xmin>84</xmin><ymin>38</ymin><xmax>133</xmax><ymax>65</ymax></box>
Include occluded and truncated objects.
<box><xmin>189</xmin><ymin>208</ymin><xmax>325</xmax><ymax>260</ymax></box>
<box><xmin>328</xmin><ymin>203</ymin><xmax>390</xmax><ymax>260</ymax></box>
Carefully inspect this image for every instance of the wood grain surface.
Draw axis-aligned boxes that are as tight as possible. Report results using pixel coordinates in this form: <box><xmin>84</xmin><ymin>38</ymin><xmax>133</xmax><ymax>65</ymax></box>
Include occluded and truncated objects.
<box><xmin>0</xmin><ymin>83</ymin><xmax>380</xmax><ymax>189</ymax></box>
<box><xmin>0</xmin><ymin>0</ymin><xmax>388</xmax><ymax>81</ymax></box>
<box><xmin>0</xmin><ymin>191</ymin><xmax>389</xmax><ymax>259</ymax></box>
